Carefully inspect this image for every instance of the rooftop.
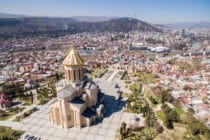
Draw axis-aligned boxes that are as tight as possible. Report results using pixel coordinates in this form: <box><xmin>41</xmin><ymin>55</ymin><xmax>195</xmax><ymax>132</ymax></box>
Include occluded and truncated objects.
<box><xmin>57</xmin><ymin>85</ymin><xmax>75</xmax><ymax>98</ymax></box>
<box><xmin>63</xmin><ymin>47</ymin><xmax>84</xmax><ymax>66</ymax></box>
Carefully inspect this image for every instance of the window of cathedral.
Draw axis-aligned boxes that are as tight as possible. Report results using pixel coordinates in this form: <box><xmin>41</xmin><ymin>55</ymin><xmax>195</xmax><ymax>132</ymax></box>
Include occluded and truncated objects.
<box><xmin>68</xmin><ymin>70</ymin><xmax>71</xmax><ymax>80</ymax></box>
<box><xmin>73</xmin><ymin>70</ymin><xmax>76</xmax><ymax>80</ymax></box>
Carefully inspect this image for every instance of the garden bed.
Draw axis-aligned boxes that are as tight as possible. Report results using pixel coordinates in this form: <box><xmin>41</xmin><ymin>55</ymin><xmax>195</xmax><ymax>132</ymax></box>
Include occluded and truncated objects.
<box><xmin>13</xmin><ymin>107</ymin><xmax>38</xmax><ymax>122</ymax></box>
<box><xmin>92</xmin><ymin>68</ymin><xmax>108</xmax><ymax>78</ymax></box>
<box><xmin>0</xmin><ymin>126</ymin><xmax>24</xmax><ymax>140</ymax></box>
<box><xmin>0</xmin><ymin>107</ymin><xmax>25</xmax><ymax>121</ymax></box>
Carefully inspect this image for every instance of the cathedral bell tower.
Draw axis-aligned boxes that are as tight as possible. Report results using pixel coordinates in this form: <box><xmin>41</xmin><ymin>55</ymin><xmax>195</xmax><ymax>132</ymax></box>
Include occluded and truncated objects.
<box><xmin>63</xmin><ymin>47</ymin><xmax>84</xmax><ymax>81</ymax></box>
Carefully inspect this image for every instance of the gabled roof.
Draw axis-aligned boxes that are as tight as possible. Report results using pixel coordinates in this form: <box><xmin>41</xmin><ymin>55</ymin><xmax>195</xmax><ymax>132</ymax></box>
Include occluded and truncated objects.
<box><xmin>63</xmin><ymin>47</ymin><xmax>84</xmax><ymax>66</ymax></box>
<box><xmin>57</xmin><ymin>85</ymin><xmax>75</xmax><ymax>98</ymax></box>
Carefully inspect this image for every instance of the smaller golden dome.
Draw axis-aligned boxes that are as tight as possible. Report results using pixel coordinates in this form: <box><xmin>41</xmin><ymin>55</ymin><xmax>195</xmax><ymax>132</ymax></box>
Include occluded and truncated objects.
<box><xmin>63</xmin><ymin>47</ymin><xmax>84</xmax><ymax>66</ymax></box>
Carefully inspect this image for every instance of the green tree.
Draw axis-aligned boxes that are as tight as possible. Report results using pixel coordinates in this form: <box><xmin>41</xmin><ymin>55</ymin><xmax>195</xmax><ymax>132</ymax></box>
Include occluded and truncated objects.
<box><xmin>164</xmin><ymin>116</ymin><xmax>174</xmax><ymax>129</ymax></box>
<box><xmin>120</xmin><ymin>122</ymin><xmax>127</xmax><ymax>139</ymax></box>
<box><xmin>155</xmin><ymin>123</ymin><xmax>163</xmax><ymax>134</ymax></box>
<box><xmin>187</xmin><ymin>108</ymin><xmax>195</xmax><ymax>114</ymax></box>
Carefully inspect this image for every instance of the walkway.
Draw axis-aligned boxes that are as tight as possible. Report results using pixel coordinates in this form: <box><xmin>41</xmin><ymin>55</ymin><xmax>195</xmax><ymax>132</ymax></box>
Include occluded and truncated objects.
<box><xmin>107</xmin><ymin>70</ymin><xmax>119</xmax><ymax>82</ymax></box>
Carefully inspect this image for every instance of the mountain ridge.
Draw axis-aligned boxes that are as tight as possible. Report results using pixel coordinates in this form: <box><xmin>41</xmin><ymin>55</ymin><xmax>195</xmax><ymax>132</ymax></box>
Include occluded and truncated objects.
<box><xmin>0</xmin><ymin>16</ymin><xmax>162</xmax><ymax>41</ymax></box>
<box><xmin>1</xmin><ymin>12</ymin><xmax>209</xmax><ymax>26</ymax></box>
<box><xmin>0</xmin><ymin>12</ymin><xmax>29</xmax><ymax>18</ymax></box>
<box><xmin>0</xmin><ymin>13</ymin><xmax>116</xmax><ymax>22</ymax></box>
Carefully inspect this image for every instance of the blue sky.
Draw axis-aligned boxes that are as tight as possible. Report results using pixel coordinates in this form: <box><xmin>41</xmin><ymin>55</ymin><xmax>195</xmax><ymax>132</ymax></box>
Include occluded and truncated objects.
<box><xmin>0</xmin><ymin>0</ymin><xmax>209</xmax><ymax>23</ymax></box>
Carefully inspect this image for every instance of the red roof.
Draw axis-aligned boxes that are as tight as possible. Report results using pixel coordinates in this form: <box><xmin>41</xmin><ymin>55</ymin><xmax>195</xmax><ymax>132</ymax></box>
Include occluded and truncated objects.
<box><xmin>0</xmin><ymin>93</ymin><xmax>8</xmax><ymax>97</ymax></box>
<box><xmin>0</xmin><ymin>93</ymin><xmax>12</xmax><ymax>105</ymax></box>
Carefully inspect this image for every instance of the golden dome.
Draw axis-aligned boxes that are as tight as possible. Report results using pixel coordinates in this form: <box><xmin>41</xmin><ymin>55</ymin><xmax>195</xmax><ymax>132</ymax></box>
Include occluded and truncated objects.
<box><xmin>63</xmin><ymin>48</ymin><xmax>84</xmax><ymax>66</ymax></box>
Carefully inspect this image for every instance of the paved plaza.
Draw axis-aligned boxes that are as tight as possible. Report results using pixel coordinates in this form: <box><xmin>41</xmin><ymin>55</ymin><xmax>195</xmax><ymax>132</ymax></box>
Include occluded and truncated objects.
<box><xmin>18</xmin><ymin>70</ymin><xmax>128</xmax><ymax>140</ymax></box>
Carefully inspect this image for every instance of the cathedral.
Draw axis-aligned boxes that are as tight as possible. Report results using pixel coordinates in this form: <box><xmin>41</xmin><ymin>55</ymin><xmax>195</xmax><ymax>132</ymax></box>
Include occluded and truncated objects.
<box><xmin>48</xmin><ymin>48</ymin><xmax>105</xmax><ymax>129</ymax></box>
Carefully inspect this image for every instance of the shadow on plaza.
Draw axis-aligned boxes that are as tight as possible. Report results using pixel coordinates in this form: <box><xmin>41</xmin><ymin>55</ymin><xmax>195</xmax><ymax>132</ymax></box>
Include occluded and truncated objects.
<box><xmin>92</xmin><ymin>92</ymin><xmax>126</xmax><ymax>126</ymax></box>
<box><xmin>12</xmin><ymin>101</ymin><xmax>22</xmax><ymax>106</ymax></box>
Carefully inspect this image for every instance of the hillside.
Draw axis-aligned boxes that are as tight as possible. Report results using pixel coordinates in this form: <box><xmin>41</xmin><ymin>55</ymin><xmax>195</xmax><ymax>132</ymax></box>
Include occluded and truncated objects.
<box><xmin>71</xmin><ymin>16</ymin><xmax>115</xmax><ymax>22</ymax></box>
<box><xmin>0</xmin><ymin>17</ymin><xmax>161</xmax><ymax>41</ymax></box>
<box><xmin>0</xmin><ymin>13</ymin><xmax>29</xmax><ymax>18</ymax></box>
<box><xmin>71</xmin><ymin>17</ymin><xmax>162</xmax><ymax>32</ymax></box>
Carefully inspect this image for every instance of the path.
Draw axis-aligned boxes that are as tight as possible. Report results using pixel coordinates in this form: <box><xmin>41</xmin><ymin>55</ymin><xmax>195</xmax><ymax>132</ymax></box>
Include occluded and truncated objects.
<box><xmin>107</xmin><ymin>70</ymin><xmax>119</xmax><ymax>82</ymax></box>
<box><xmin>7</xmin><ymin>105</ymin><xmax>37</xmax><ymax>121</ymax></box>
<box><xmin>141</xmin><ymin>84</ymin><xmax>168</xmax><ymax>131</ymax></box>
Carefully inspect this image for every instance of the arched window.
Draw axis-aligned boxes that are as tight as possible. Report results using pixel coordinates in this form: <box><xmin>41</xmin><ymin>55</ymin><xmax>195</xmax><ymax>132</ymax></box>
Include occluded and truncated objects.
<box><xmin>68</xmin><ymin>70</ymin><xmax>71</xmax><ymax>80</ymax></box>
<box><xmin>73</xmin><ymin>70</ymin><xmax>76</xmax><ymax>80</ymax></box>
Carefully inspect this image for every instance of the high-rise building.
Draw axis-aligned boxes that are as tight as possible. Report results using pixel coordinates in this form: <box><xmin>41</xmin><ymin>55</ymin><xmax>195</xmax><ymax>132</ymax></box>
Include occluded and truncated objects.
<box><xmin>181</xmin><ymin>29</ymin><xmax>186</xmax><ymax>38</ymax></box>
<box><xmin>48</xmin><ymin>47</ymin><xmax>105</xmax><ymax>129</ymax></box>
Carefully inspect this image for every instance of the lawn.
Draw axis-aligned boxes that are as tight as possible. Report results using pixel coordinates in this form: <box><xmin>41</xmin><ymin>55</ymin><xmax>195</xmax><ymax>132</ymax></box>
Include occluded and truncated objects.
<box><xmin>92</xmin><ymin>68</ymin><xmax>107</xmax><ymax>78</ymax></box>
<box><xmin>157</xmin><ymin>111</ymin><xmax>165</xmax><ymax>121</ymax></box>
<box><xmin>0</xmin><ymin>126</ymin><xmax>24</xmax><ymax>139</ymax></box>
<box><xmin>13</xmin><ymin>107</ymin><xmax>38</xmax><ymax>122</ymax></box>
<box><xmin>155</xmin><ymin>123</ymin><xmax>186</xmax><ymax>140</ymax></box>
<box><xmin>116</xmin><ymin>126</ymin><xmax>157</xmax><ymax>140</ymax></box>
<box><xmin>156</xmin><ymin>97</ymin><xmax>161</xmax><ymax>104</ymax></box>
<box><xmin>129</xmin><ymin>84</ymin><xmax>142</xmax><ymax>93</ymax></box>
<box><xmin>175</xmin><ymin>107</ymin><xmax>184</xmax><ymax>115</ymax></box>
<box><xmin>0</xmin><ymin>107</ymin><xmax>25</xmax><ymax>121</ymax></box>
<box><xmin>154</xmin><ymin>123</ymin><xmax>207</xmax><ymax>140</ymax></box>
<box><xmin>122</xmin><ymin>93</ymin><xmax>130</xmax><ymax>98</ymax></box>
<box><xmin>130</xmin><ymin>72</ymin><xmax>141</xmax><ymax>77</ymax></box>
<box><xmin>0</xmin><ymin>111</ymin><xmax>16</xmax><ymax>121</ymax></box>
<box><xmin>148</xmin><ymin>96</ymin><xmax>159</xmax><ymax>108</ymax></box>
<box><xmin>145</xmin><ymin>90</ymin><xmax>152</xmax><ymax>98</ymax></box>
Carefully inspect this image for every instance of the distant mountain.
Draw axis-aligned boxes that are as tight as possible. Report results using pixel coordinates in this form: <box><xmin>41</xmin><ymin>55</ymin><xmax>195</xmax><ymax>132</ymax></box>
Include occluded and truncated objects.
<box><xmin>0</xmin><ymin>17</ymin><xmax>161</xmax><ymax>41</ymax></box>
<box><xmin>0</xmin><ymin>13</ymin><xmax>115</xmax><ymax>22</ymax></box>
<box><xmin>71</xmin><ymin>16</ymin><xmax>116</xmax><ymax>22</ymax></box>
<box><xmin>0</xmin><ymin>13</ymin><xmax>29</xmax><ymax>18</ymax></box>
<box><xmin>162</xmin><ymin>22</ymin><xmax>210</xmax><ymax>29</ymax></box>
<box><xmin>68</xmin><ymin>17</ymin><xmax>162</xmax><ymax>32</ymax></box>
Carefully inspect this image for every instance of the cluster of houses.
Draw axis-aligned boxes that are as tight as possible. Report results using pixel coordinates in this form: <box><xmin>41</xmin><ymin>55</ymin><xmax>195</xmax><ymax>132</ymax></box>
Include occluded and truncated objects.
<box><xmin>154</xmin><ymin>56</ymin><xmax>210</xmax><ymax>128</ymax></box>
<box><xmin>0</xmin><ymin>51</ymin><xmax>65</xmax><ymax>84</ymax></box>
<box><xmin>88</xmin><ymin>43</ymin><xmax>210</xmax><ymax>128</ymax></box>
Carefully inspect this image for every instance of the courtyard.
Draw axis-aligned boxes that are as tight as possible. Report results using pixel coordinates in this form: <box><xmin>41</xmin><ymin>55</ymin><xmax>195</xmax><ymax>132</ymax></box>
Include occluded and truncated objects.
<box><xmin>17</xmin><ymin>70</ymin><xmax>127</xmax><ymax>140</ymax></box>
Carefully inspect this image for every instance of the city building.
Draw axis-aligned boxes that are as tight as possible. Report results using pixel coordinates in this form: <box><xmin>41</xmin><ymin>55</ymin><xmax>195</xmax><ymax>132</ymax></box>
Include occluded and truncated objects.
<box><xmin>0</xmin><ymin>93</ymin><xmax>13</xmax><ymax>108</ymax></box>
<box><xmin>48</xmin><ymin>47</ymin><xmax>105</xmax><ymax>129</ymax></box>
<box><xmin>181</xmin><ymin>29</ymin><xmax>186</xmax><ymax>38</ymax></box>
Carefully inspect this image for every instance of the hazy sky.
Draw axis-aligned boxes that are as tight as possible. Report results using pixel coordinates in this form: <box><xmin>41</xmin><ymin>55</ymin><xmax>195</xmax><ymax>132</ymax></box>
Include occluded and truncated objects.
<box><xmin>0</xmin><ymin>0</ymin><xmax>209</xmax><ymax>23</ymax></box>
